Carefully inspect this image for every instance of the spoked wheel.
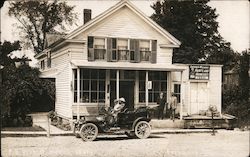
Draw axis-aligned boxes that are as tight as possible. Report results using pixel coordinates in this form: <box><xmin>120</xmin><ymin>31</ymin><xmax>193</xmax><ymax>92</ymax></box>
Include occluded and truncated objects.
<box><xmin>79</xmin><ymin>123</ymin><xmax>98</xmax><ymax>141</ymax></box>
<box><xmin>134</xmin><ymin>121</ymin><xmax>151</xmax><ymax>139</ymax></box>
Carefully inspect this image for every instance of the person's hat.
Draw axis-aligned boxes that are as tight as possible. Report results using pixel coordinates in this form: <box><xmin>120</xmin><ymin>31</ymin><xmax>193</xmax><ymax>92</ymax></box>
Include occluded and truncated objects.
<box><xmin>119</xmin><ymin>97</ymin><xmax>126</xmax><ymax>103</ymax></box>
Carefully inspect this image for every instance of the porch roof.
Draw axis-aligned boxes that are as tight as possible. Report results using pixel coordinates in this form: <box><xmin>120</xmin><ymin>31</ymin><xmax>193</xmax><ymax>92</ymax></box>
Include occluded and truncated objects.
<box><xmin>70</xmin><ymin>60</ymin><xmax>185</xmax><ymax>71</ymax></box>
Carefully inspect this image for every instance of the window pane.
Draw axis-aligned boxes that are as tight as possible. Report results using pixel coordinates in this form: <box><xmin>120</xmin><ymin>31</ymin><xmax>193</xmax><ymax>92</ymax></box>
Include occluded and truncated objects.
<box><xmin>94</xmin><ymin>38</ymin><xmax>105</xmax><ymax>48</ymax></box>
<box><xmin>91</xmin><ymin>69</ymin><xmax>98</xmax><ymax>79</ymax></box>
<box><xmin>139</xmin><ymin>81</ymin><xmax>145</xmax><ymax>91</ymax></box>
<box><xmin>153</xmin><ymin>81</ymin><xmax>160</xmax><ymax>91</ymax></box>
<box><xmin>112</xmin><ymin>50</ymin><xmax>117</xmax><ymax>60</ymax></box>
<box><xmin>99</xmin><ymin>80</ymin><xmax>105</xmax><ymax>91</ymax></box>
<box><xmin>110</xmin><ymin>70</ymin><xmax>116</xmax><ymax>79</ymax></box>
<box><xmin>118</xmin><ymin>50</ymin><xmax>129</xmax><ymax>60</ymax></box>
<box><xmin>81</xmin><ymin>69</ymin><xmax>90</xmax><ymax>79</ymax></box>
<box><xmin>160</xmin><ymin>72</ymin><xmax>167</xmax><ymax>80</ymax></box>
<box><xmin>117</xmin><ymin>39</ymin><xmax>128</xmax><ymax>47</ymax></box>
<box><xmin>149</xmin><ymin>92</ymin><xmax>153</xmax><ymax>102</ymax></box>
<box><xmin>99</xmin><ymin>92</ymin><xmax>105</xmax><ymax>103</ymax></box>
<box><xmin>99</xmin><ymin>70</ymin><xmax>106</xmax><ymax>79</ymax></box>
<box><xmin>124</xmin><ymin>70</ymin><xmax>135</xmax><ymax>79</ymax></box>
<box><xmin>139</xmin><ymin>71</ymin><xmax>145</xmax><ymax>80</ymax></box>
<box><xmin>139</xmin><ymin>92</ymin><xmax>145</xmax><ymax>102</ymax></box>
<box><xmin>161</xmin><ymin>81</ymin><xmax>167</xmax><ymax>91</ymax></box>
<box><xmin>130</xmin><ymin>51</ymin><xmax>135</xmax><ymax>61</ymax></box>
<box><xmin>82</xmin><ymin>92</ymin><xmax>89</xmax><ymax>102</ymax></box>
<box><xmin>91</xmin><ymin>80</ymin><xmax>97</xmax><ymax>91</ymax></box>
<box><xmin>83</xmin><ymin>80</ymin><xmax>89</xmax><ymax>91</ymax></box>
<box><xmin>112</xmin><ymin>38</ymin><xmax>117</xmax><ymax>49</ymax></box>
<box><xmin>91</xmin><ymin>92</ymin><xmax>97</xmax><ymax>103</ymax></box>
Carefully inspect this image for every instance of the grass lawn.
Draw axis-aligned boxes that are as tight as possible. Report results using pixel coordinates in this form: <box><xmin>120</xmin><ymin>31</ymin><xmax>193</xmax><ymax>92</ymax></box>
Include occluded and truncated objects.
<box><xmin>2</xmin><ymin>125</ymin><xmax>46</xmax><ymax>132</ymax></box>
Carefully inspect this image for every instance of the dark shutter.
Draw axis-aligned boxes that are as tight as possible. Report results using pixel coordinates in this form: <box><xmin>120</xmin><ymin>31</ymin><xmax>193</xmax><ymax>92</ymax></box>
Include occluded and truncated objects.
<box><xmin>107</xmin><ymin>38</ymin><xmax>112</xmax><ymax>62</ymax></box>
<box><xmin>151</xmin><ymin>40</ymin><xmax>157</xmax><ymax>63</ymax></box>
<box><xmin>130</xmin><ymin>39</ymin><xmax>135</xmax><ymax>62</ymax></box>
<box><xmin>88</xmin><ymin>36</ymin><xmax>94</xmax><ymax>61</ymax></box>
<box><xmin>134</xmin><ymin>39</ymin><xmax>140</xmax><ymax>63</ymax></box>
<box><xmin>111</xmin><ymin>38</ymin><xmax>118</xmax><ymax>61</ymax></box>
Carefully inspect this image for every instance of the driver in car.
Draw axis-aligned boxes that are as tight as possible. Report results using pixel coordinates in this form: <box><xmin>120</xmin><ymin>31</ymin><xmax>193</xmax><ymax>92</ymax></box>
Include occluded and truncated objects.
<box><xmin>112</xmin><ymin>97</ymin><xmax>126</xmax><ymax>123</ymax></box>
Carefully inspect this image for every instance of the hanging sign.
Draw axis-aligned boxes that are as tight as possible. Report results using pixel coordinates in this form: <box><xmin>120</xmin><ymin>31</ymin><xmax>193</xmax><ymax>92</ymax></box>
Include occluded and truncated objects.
<box><xmin>147</xmin><ymin>81</ymin><xmax>152</xmax><ymax>90</ymax></box>
<box><xmin>189</xmin><ymin>65</ymin><xmax>210</xmax><ymax>80</ymax></box>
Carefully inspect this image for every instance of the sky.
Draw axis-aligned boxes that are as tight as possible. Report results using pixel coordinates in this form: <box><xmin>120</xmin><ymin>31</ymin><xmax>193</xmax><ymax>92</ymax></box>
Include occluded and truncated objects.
<box><xmin>0</xmin><ymin>0</ymin><xmax>249</xmax><ymax>65</ymax></box>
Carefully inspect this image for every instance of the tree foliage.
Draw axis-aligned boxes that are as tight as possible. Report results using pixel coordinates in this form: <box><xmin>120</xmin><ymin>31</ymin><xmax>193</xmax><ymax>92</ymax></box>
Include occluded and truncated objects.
<box><xmin>8</xmin><ymin>0</ymin><xmax>77</xmax><ymax>54</ymax></box>
<box><xmin>151</xmin><ymin>0</ymin><xmax>236</xmax><ymax>66</ymax></box>
<box><xmin>0</xmin><ymin>41</ymin><xmax>55</xmax><ymax>126</ymax></box>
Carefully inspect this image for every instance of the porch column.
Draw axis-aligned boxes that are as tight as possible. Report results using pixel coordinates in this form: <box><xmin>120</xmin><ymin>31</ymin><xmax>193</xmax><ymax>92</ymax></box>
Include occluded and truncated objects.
<box><xmin>116</xmin><ymin>70</ymin><xmax>119</xmax><ymax>99</ymax></box>
<box><xmin>167</xmin><ymin>72</ymin><xmax>172</xmax><ymax>104</ymax></box>
<box><xmin>77</xmin><ymin>68</ymin><xmax>80</xmax><ymax>120</ymax></box>
<box><xmin>180</xmin><ymin>71</ymin><xmax>183</xmax><ymax>120</ymax></box>
<box><xmin>145</xmin><ymin>71</ymin><xmax>149</xmax><ymax>106</ymax></box>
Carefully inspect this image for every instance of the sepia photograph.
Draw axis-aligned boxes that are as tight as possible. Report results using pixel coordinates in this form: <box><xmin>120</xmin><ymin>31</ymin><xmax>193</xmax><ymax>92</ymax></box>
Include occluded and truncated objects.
<box><xmin>0</xmin><ymin>0</ymin><xmax>249</xmax><ymax>157</ymax></box>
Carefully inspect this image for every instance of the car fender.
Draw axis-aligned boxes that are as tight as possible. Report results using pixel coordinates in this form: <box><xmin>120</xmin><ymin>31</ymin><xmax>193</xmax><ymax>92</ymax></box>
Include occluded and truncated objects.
<box><xmin>132</xmin><ymin>117</ymin><xmax>151</xmax><ymax>131</ymax></box>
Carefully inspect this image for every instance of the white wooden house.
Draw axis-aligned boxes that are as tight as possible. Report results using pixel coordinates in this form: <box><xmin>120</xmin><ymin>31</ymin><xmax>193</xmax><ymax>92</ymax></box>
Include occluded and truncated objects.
<box><xmin>35</xmin><ymin>0</ymin><xmax>222</xmax><ymax>123</ymax></box>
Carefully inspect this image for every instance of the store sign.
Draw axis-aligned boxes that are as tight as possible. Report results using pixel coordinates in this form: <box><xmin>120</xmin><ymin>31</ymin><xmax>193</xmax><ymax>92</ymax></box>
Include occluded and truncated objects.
<box><xmin>189</xmin><ymin>65</ymin><xmax>210</xmax><ymax>80</ymax></box>
<box><xmin>147</xmin><ymin>81</ymin><xmax>152</xmax><ymax>90</ymax></box>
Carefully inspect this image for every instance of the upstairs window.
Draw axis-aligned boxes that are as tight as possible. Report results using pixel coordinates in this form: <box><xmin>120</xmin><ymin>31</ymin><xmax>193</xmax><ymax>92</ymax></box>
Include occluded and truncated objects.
<box><xmin>118</xmin><ymin>39</ymin><xmax>129</xmax><ymax>60</ymax></box>
<box><xmin>47</xmin><ymin>51</ymin><xmax>51</xmax><ymax>68</ymax></box>
<box><xmin>40</xmin><ymin>60</ymin><xmax>45</xmax><ymax>70</ymax></box>
<box><xmin>94</xmin><ymin>37</ymin><xmax>106</xmax><ymax>60</ymax></box>
<box><xmin>140</xmin><ymin>40</ymin><xmax>150</xmax><ymax>61</ymax></box>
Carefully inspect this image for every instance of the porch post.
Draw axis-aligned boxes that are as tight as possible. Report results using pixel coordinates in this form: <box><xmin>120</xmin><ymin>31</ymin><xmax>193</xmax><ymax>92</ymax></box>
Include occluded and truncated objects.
<box><xmin>116</xmin><ymin>70</ymin><xmax>119</xmax><ymax>99</ymax></box>
<box><xmin>180</xmin><ymin>71</ymin><xmax>183</xmax><ymax>120</ymax></box>
<box><xmin>77</xmin><ymin>68</ymin><xmax>80</xmax><ymax>120</ymax></box>
<box><xmin>145</xmin><ymin>71</ymin><xmax>149</xmax><ymax>106</ymax></box>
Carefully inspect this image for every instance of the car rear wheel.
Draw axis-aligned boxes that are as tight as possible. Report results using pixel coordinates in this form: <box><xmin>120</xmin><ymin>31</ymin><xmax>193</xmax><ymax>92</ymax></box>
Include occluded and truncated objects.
<box><xmin>134</xmin><ymin>121</ymin><xmax>151</xmax><ymax>139</ymax></box>
<box><xmin>79</xmin><ymin>123</ymin><xmax>98</xmax><ymax>141</ymax></box>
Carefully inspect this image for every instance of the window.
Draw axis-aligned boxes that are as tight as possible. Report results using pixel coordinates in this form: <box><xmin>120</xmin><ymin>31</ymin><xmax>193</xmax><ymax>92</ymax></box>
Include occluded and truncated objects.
<box><xmin>118</xmin><ymin>39</ymin><xmax>129</xmax><ymax>60</ymax></box>
<box><xmin>94</xmin><ymin>38</ymin><xmax>106</xmax><ymax>60</ymax></box>
<box><xmin>73</xmin><ymin>69</ymin><xmax>106</xmax><ymax>103</ymax></box>
<box><xmin>47</xmin><ymin>51</ymin><xmax>51</xmax><ymax>68</ymax></box>
<box><xmin>40</xmin><ymin>60</ymin><xmax>45</xmax><ymax>70</ymax></box>
<box><xmin>139</xmin><ymin>71</ymin><xmax>167</xmax><ymax>103</ymax></box>
<box><xmin>140</xmin><ymin>40</ymin><xmax>150</xmax><ymax>61</ymax></box>
<box><xmin>174</xmin><ymin>84</ymin><xmax>181</xmax><ymax>103</ymax></box>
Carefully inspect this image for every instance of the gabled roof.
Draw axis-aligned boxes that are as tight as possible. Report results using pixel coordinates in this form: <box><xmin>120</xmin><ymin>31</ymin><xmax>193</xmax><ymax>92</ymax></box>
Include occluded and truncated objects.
<box><xmin>65</xmin><ymin>0</ymin><xmax>181</xmax><ymax>46</ymax></box>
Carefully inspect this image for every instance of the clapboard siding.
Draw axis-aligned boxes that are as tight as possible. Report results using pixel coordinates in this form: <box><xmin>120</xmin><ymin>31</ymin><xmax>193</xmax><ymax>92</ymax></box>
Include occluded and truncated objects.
<box><xmin>73</xmin><ymin>7</ymin><xmax>173</xmax><ymax>65</ymax></box>
<box><xmin>209</xmin><ymin>66</ymin><xmax>222</xmax><ymax>112</ymax></box>
<box><xmin>53</xmin><ymin>53</ymin><xmax>72</xmax><ymax>119</ymax></box>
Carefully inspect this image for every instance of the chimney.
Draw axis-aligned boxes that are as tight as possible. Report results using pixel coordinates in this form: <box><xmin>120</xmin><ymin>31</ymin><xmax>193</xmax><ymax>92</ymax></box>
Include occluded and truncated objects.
<box><xmin>84</xmin><ymin>9</ymin><xmax>92</xmax><ymax>24</ymax></box>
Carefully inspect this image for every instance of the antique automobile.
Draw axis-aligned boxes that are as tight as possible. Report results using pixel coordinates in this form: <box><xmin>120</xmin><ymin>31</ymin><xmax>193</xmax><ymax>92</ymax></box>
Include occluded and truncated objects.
<box><xmin>73</xmin><ymin>99</ymin><xmax>151</xmax><ymax>141</ymax></box>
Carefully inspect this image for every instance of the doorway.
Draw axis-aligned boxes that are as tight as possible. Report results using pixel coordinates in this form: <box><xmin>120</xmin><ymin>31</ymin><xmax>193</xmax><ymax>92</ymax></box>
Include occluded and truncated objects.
<box><xmin>190</xmin><ymin>82</ymin><xmax>208</xmax><ymax>114</ymax></box>
<box><xmin>110</xmin><ymin>80</ymin><xmax>135</xmax><ymax>109</ymax></box>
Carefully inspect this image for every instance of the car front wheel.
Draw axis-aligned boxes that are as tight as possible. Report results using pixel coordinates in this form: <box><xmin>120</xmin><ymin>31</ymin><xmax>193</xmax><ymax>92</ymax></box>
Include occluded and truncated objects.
<box><xmin>79</xmin><ymin>123</ymin><xmax>98</xmax><ymax>141</ymax></box>
<box><xmin>134</xmin><ymin>121</ymin><xmax>151</xmax><ymax>139</ymax></box>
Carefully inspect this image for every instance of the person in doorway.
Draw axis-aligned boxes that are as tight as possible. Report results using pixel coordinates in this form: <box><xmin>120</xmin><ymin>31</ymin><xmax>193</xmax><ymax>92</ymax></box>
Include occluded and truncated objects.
<box><xmin>157</xmin><ymin>92</ymin><xmax>166</xmax><ymax>120</ymax></box>
<box><xmin>170</xmin><ymin>92</ymin><xmax>177</xmax><ymax>122</ymax></box>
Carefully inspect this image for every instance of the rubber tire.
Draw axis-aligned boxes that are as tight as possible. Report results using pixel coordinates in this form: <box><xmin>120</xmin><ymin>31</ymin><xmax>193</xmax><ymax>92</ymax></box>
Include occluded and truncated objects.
<box><xmin>134</xmin><ymin>121</ymin><xmax>151</xmax><ymax>139</ymax></box>
<box><xmin>79</xmin><ymin>123</ymin><xmax>98</xmax><ymax>141</ymax></box>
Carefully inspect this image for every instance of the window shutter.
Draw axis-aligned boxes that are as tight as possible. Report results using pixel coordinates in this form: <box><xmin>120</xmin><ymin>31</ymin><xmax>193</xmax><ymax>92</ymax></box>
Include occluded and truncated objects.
<box><xmin>111</xmin><ymin>38</ymin><xmax>118</xmax><ymax>61</ymax></box>
<box><xmin>151</xmin><ymin>40</ymin><xmax>157</xmax><ymax>63</ymax></box>
<box><xmin>88</xmin><ymin>36</ymin><xmax>94</xmax><ymax>61</ymax></box>
<box><xmin>134</xmin><ymin>39</ymin><xmax>140</xmax><ymax>63</ymax></box>
<box><xmin>107</xmin><ymin>38</ymin><xmax>112</xmax><ymax>62</ymax></box>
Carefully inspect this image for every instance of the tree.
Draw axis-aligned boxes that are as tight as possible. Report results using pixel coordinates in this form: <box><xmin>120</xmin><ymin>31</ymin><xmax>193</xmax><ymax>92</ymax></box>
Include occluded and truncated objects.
<box><xmin>0</xmin><ymin>41</ymin><xmax>55</xmax><ymax>127</ymax></box>
<box><xmin>8</xmin><ymin>0</ymin><xmax>77</xmax><ymax>54</ymax></box>
<box><xmin>151</xmin><ymin>0</ymin><xmax>236</xmax><ymax>66</ymax></box>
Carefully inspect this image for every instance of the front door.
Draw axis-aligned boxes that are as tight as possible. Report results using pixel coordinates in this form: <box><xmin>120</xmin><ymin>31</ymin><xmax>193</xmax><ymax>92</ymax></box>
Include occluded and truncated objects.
<box><xmin>110</xmin><ymin>81</ymin><xmax>134</xmax><ymax>109</ymax></box>
<box><xmin>190</xmin><ymin>82</ymin><xmax>208</xmax><ymax>114</ymax></box>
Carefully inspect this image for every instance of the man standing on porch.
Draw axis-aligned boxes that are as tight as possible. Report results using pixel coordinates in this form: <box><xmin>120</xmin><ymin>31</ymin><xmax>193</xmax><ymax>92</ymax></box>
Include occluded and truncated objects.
<box><xmin>157</xmin><ymin>92</ymin><xmax>166</xmax><ymax>120</ymax></box>
<box><xmin>170</xmin><ymin>92</ymin><xmax>177</xmax><ymax>122</ymax></box>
